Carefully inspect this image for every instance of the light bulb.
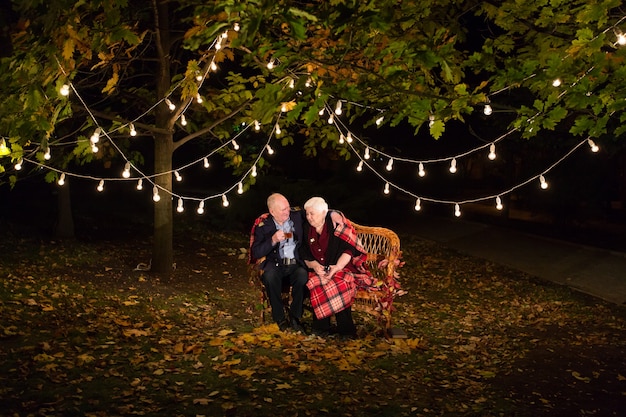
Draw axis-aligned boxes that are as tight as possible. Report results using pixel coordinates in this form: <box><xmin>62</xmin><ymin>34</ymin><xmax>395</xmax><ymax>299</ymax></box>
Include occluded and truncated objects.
<box><xmin>237</xmin><ymin>182</ymin><xmax>244</xmax><ymax>194</ymax></box>
<box><xmin>254</xmin><ymin>120</ymin><xmax>261</xmax><ymax>131</ymax></box>
<box><xmin>203</xmin><ymin>157</ymin><xmax>210</xmax><ymax>168</ymax></box>
<box><xmin>356</xmin><ymin>161</ymin><xmax>363</xmax><ymax>172</ymax></box>
<box><xmin>15</xmin><ymin>158</ymin><xmax>23</xmax><ymax>170</ymax></box>
<box><xmin>454</xmin><ymin>204</ymin><xmax>461</xmax><ymax>217</ymax></box>
<box><xmin>266</xmin><ymin>144</ymin><xmax>274</xmax><ymax>155</ymax></box>
<box><xmin>196</xmin><ymin>73</ymin><xmax>203</xmax><ymax>82</ymax></box>
<box><xmin>130</xmin><ymin>123</ymin><xmax>137</xmax><ymax>136</ymax></box>
<box><xmin>267</xmin><ymin>59</ymin><xmax>275</xmax><ymax>70</ymax></box>
<box><xmin>339</xmin><ymin>134</ymin><xmax>345</xmax><ymax>144</ymax></box>
<box><xmin>180</xmin><ymin>114</ymin><xmax>187</xmax><ymax>126</ymax></box>
<box><xmin>488</xmin><ymin>143</ymin><xmax>496</xmax><ymax>160</ymax></box>
<box><xmin>91</xmin><ymin>144</ymin><xmax>99</xmax><ymax>153</ymax></box>
<box><xmin>196</xmin><ymin>93</ymin><xmax>203</xmax><ymax>104</ymax></box>
<box><xmin>386</xmin><ymin>158</ymin><xmax>394</xmax><ymax>171</ymax></box>
<box><xmin>428</xmin><ymin>115</ymin><xmax>435</xmax><ymax>128</ymax></box>
<box><xmin>90</xmin><ymin>128</ymin><xmax>101</xmax><ymax>143</ymax></box>
<box><xmin>318</xmin><ymin>108</ymin><xmax>324</xmax><ymax>116</ymax></box>
<box><xmin>281</xmin><ymin>103</ymin><xmax>288</xmax><ymax>112</ymax></box>
<box><xmin>233</xmin><ymin>23</ymin><xmax>240</xmax><ymax>32</ymax></box>
<box><xmin>214</xmin><ymin>39</ymin><xmax>222</xmax><ymax>50</ymax></box>
<box><xmin>484</xmin><ymin>104</ymin><xmax>493</xmax><ymax>115</ymax></box>
<box><xmin>136</xmin><ymin>178</ymin><xmax>143</xmax><ymax>190</ymax></box>
<box><xmin>174</xmin><ymin>171</ymin><xmax>182</xmax><ymax>182</ymax></box>
<box><xmin>44</xmin><ymin>147</ymin><xmax>51</xmax><ymax>160</ymax></box>
<box><xmin>177</xmin><ymin>198</ymin><xmax>184</xmax><ymax>213</ymax></box>
<box><xmin>346</xmin><ymin>132</ymin><xmax>353</xmax><ymax>143</ymax></box>
<box><xmin>418</xmin><ymin>162</ymin><xmax>426</xmax><ymax>177</ymax></box>
<box><xmin>288</xmin><ymin>79</ymin><xmax>295</xmax><ymax>89</ymax></box>
<box><xmin>232</xmin><ymin>140</ymin><xmax>239</xmax><ymax>150</ymax></box>
<box><xmin>165</xmin><ymin>98</ymin><xmax>175</xmax><ymax>111</ymax></box>
<box><xmin>617</xmin><ymin>33</ymin><xmax>626</xmax><ymax>45</ymax></box>
<box><xmin>552</xmin><ymin>78</ymin><xmax>561</xmax><ymax>87</ymax></box>
<box><xmin>197</xmin><ymin>201</ymin><xmax>205</xmax><ymax>214</ymax></box>
<box><xmin>60</xmin><ymin>84</ymin><xmax>70</xmax><ymax>96</ymax></box>
<box><xmin>58</xmin><ymin>173</ymin><xmax>66</xmax><ymax>186</ymax></box>
<box><xmin>275</xmin><ymin>123</ymin><xmax>281</xmax><ymax>135</ymax></box>
<box><xmin>97</xmin><ymin>179</ymin><xmax>105</xmax><ymax>192</ymax></box>
<box><xmin>305</xmin><ymin>78</ymin><xmax>311</xmax><ymax>88</ymax></box>
<box><xmin>152</xmin><ymin>186</ymin><xmax>161</xmax><ymax>202</ymax></box>
<box><xmin>364</xmin><ymin>147</ymin><xmax>370</xmax><ymax>159</ymax></box>
<box><xmin>334</xmin><ymin>101</ymin><xmax>342</xmax><ymax>115</ymax></box>
<box><xmin>222</xmin><ymin>194</ymin><xmax>229</xmax><ymax>207</ymax></box>
<box><xmin>449</xmin><ymin>158</ymin><xmax>457</xmax><ymax>174</ymax></box>
<box><xmin>122</xmin><ymin>161</ymin><xmax>131</xmax><ymax>178</ymax></box>
<box><xmin>376</xmin><ymin>115</ymin><xmax>384</xmax><ymax>126</ymax></box>
<box><xmin>539</xmin><ymin>175</ymin><xmax>548</xmax><ymax>189</ymax></box>
<box><xmin>496</xmin><ymin>196</ymin><xmax>503</xmax><ymax>210</ymax></box>
<box><xmin>327</xmin><ymin>114</ymin><xmax>334</xmax><ymax>124</ymax></box>
<box><xmin>587</xmin><ymin>139</ymin><xmax>599</xmax><ymax>152</ymax></box>
<box><xmin>383</xmin><ymin>183</ymin><xmax>390</xmax><ymax>195</ymax></box>
<box><xmin>415</xmin><ymin>198</ymin><xmax>421</xmax><ymax>211</ymax></box>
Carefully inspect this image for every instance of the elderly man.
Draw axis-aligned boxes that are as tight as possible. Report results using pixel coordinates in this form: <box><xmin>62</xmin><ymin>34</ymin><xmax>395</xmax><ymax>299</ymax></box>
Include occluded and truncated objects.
<box><xmin>250</xmin><ymin>193</ymin><xmax>307</xmax><ymax>333</ymax></box>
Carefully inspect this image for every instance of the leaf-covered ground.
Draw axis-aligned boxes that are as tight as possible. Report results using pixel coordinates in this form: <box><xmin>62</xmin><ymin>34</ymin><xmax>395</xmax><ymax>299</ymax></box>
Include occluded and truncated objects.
<box><xmin>1</xmin><ymin>225</ymin><xmax>625</xmax><ymax>417</ymax></box>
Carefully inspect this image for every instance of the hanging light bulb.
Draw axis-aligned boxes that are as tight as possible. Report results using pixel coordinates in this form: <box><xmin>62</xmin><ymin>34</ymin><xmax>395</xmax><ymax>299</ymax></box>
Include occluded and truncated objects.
<box><xmin>209</xmin><ymin>60</ymin><xmax>217</xmax><ymax>72</ymax></box>
<box><xmin>454</xmin><ymin>204</ymin><xmax>461</xmax><ymax>217</ymax></box>
<box><xmin>334</xmin><ymin>101</ymin><xmax>342</xmax><ymax>115</ymax></box>
<box><xmin>346</xmin><ymin>132</ymin><xmax>353</xmax><ymax>143</ymax></box>
<box><xmin>288</xmin><ymin>79</ymin><xmax>295</xmax><ymax>89</ymax></box>
<box><xmin>177</xmin><ymin>198</ymin><xmax>184</xmax><ymax>213</ymax></box>
<box><xmin>233</xmin><ymin>22</ymin><xmax>240</xmax><ymax>32</ymax></box>
<box><xmin>214</xmin><ymin>39</ymin><xmax>222</xmax><ymax>50</ymax></box>
<box><xmin>428</xmin><ymin>114</ymin><xmax>435</xmax><ymax>128</ymax></box>
<box><xmin>327</xmin><ymin>113</ymin><xmax>334</xmax><ymax>124</ymax></box>
<box><xmin>364</xmin><ymin>147</ymin><xmax>370</xmax><ymax>159</ymax></box>
<box><xmin>338</xmin><ymin>134</ymin><xmax>345</xmax><ymax>144</ymax></box>
<box><xmin>97</xmin><ymin>179</ymin><xmax>105</xmax><ymax>192</ymax></box>
<box><xmin>281</xmin><ymin>103</ymin><xmax>288</xmax><ymax>112</ymax></box>
<box><xmin>617</xmin><ymin>33</ymin><xmax>626</xmax><ymax>45</ymax></box>
<box><xmin>305</xmin><ymin>78</ymin><xmax>312</xmax><ymax>88</ymax></box>
<box><xmin>414</xmin><ymin>198</ymin><xmax>421</xmax><ymax>211</ymax></box>
<box><xmin>222</xmin><ymin>194</ymin><xmax>229</xmax><ymax>207</ymax></box>
<box><xmin>376</xmin><ymin>115</ymin><xmax>384</xmax><ymax>126</ymax></box>
<box><xmin>267</xmin><ymin>59</ymin><xmax>275</xmax><ymax>70</ymax></box>
<box><xmin>318</xmin><ymin>108</ymin><xmax>325</xmax><ymax>116</ymax></box>
<box><xmin>232</xmin><ymin>140</ymin><xmax>239</xmax><ymax>150</ymax></box>
<box><xmin>44</xmin><ymin>147</ymin><xmax>51</xmax><ymax>160</ymax></box>
<box><xmin>197</xmin><ymin>200</ymin><xmax>205</xmax><ymax>214</ymax></box>
<box><xmin>60</xmin><ymin>84</ymin><xmax>70</xmax><ymax>96</ymax></box>
<box><xmin>165</xmin><ymin>98</ymin><xmax>176</xmax><ymax>111</ymax></box>
<box><xmin>152</xmin><ymin>185</ymin><xmax>161</xmax><ymax>202</ymax></box>
<box><xmin>488</xmin><ymin>143</ymin><xmax>496</xmax><ymax>160</ymax></box>
<box><xmin>266</xmin><ymin>144</ymin><xmax>274</xmax><ymax>155</ymax></box>
<box><xmin>14</xmin><ymin>158</ymin><xmax>23</xmax><ymax>170</ymax></box>
<box><xmin>383</xmin><ymin>183</ymin><xmax>390</xmax><ymax>195</ymax></box>
<box><xmin>203</xmin><ymin>157</ymin><xmax>210</xmax><ymax>168</ymax></box>
<box><xmin>136</xmin><ymin>178</ymin><xmax>143</xmax><ymax>190</ymax></box>
<box><xmin>237</xmin><ymin>182</ymin><xmax>244</xmax><ymax>194</ymax></box>
<box><xmin>90</xmin><ymin>128</ymin><xmax>101</xmax><ymax>143</ymax></box>
<box><xmin>196</xmin><ymin>93</ymin><xmax>203</xmax><ymax>104</ymax></box>
<box><xmin>386</xmin><ymin>158</ymin><xmax>394</xmax><ymax>171</ymax></box>
<box><xmin>449</xmin><ymin>158</ymin><xmax>457</xmax><ymax>173</ymax></box>
<box><xmin>587</xmin><ymin>139</ymin><xmax>599</xmax><ymax>152</ymax></box>
<box><xmin>196</xmin><ymin>72</ymin><xmax>203</xmax><ymax>82</ymax></box>
<box><xmin>552</xmin><ymin>78</ymin><xmax>562</xmax><ymax>87</ymax></box>
<box><xmin>356</xmin><ymin>161</ymin><xmax>363</xmax><ymax>172</ymax></box>
<box><xmin>180</xmin><ymin>114</ymin><xmax>187</xmax><ymax>126</ymax></box>
<box><xmin>496</xmin><ymin>196</ymin><xmax>503</xmax><ymax>210</ymax></box>
<box><xmin>418</xmin><ymin>162</ymin><xmax>426</xmax><ymax>177</ymax></box>
<box><xmin>251</xmin><ymin>165</ymin><xmax>257</xmax><ymax>177</ymax></box>
<box><xmin>274</xmin><ymin>123</ymin><xmax>281</xmax><ymax>135</ymax></box>
<box><xmin>174</xmin><ymin>171</ymin><xmax>182</xmax><ymax>182</ymax></box>
<box><xmin>254</xmin><ymin>120</ymin><xmax>261</xmax><ymax>131</ymax></box>
<box><xmin>129</xmin><ymin>123</ymin><xmax>137</xmax><ymax>136</ymax></box>
<box><xmin>539</xmin><ymin>175</ymin><xmax>549</xmax><ymax>189</ymax></box>
<box><xmin>91</xmin><ymin>143</ymin><xmax>99</xmax><ymax>153</ymax></box>
<box><xmin>122</xmin><ymin>161</ymin><xmax>131</xmax><ymax>178</ymax></box>
<box><xmin>484</xmin><ymin>104</ymin><xmax>493</xmax><ymax>115</ymax></box>
<box><xmin>57</xmin><ymin>173</ymin><xmax>66</xmax><ymax>186</ymax></box>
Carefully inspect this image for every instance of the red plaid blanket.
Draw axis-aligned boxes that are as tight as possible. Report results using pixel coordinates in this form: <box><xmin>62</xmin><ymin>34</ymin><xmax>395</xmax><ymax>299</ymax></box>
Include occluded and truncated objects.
<box><xmin>306</xmin><ymin>214</ymin><xmax>374</xmax><ymax>319</ymax></box>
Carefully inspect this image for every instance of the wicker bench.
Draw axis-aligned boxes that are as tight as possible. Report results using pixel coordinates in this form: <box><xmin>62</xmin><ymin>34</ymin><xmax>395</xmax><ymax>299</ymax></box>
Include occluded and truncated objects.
<box><xmin>249</xmin><ymin>222</ymin><xmax>404</xmax><ymax>337</ymax></box>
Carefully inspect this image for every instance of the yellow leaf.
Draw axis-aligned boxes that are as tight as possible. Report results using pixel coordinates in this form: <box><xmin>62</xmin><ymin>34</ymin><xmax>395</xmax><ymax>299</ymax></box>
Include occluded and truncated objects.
<box><xmin>63</xmin><ymin>38</ymin><xmax>75</xmax><ymax>61</ymax></box>
<box><xmin>618</xmin><ymin>374</ymin><xmax>626</xmax><ymax>381</ymax></box>
<box><xmin>232</xmin><ymin>369</ymin><xmax>255</xmax><ymax>378</ymax></box>
<box><xmin>76</xmin><ymin>353</ymin><xmax>95</xmax><ymax>366</ymax></box>
<box><xmin>217</xmin><ymin>329</ymin><xmax>235</xmax><ymax>336</ymax></box>
<box><xmin>173</xmin><ymin>343</ymin><xmax>184</xmax><ymax>353</ymax></box>
<box><xmin>193</xmin><ymin>398</ymin><xmax>212</xmax><ymax>405</ymax></box>
<box><xmin>275</xmin><ymin>383</ymin><xmax>292</xmax><ymax>389</ymax></box>
<box><xmin>153</xmin><ymin>369</ymin><xmax>164</xmax><ymax>375</ymax></box>
<box><xmin>123</xmin><ymin>328</ymin><xmax>149</xmax><ymax>337</ymax></box>
<box><xmin>222</xmin><ymin>358</ymin><xmax>241</xmax><ymax>366</ymax></box>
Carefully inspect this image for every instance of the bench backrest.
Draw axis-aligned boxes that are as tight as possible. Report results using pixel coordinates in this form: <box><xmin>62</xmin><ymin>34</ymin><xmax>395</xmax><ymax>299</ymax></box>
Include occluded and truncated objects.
<box><xmin>352</xmin><ymin>223</ymin><xmax>401</xmax><ymax>281</ymax></box>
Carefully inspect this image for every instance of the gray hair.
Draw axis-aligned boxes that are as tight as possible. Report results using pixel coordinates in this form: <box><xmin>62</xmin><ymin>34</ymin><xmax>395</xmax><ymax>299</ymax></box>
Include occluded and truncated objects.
<box><xmin>304</xmin><ymin>196</ymin><xmax>328</xmax><ymax>214</ymax></box>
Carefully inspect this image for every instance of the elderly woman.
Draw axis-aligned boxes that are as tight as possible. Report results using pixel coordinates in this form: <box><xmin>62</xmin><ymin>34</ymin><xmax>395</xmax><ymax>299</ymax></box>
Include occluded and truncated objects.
<box><xmin>299</xmin><ymin>197</ymin><xmax>374</xmax><ymax>339</ymax></box>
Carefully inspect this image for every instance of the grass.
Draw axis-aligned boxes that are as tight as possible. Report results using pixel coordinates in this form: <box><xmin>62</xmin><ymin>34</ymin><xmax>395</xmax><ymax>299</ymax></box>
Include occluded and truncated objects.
<box><xmin>1</xmin><ymin>227</ymin><xmax>626</xmax><ymax>417</ymax></box>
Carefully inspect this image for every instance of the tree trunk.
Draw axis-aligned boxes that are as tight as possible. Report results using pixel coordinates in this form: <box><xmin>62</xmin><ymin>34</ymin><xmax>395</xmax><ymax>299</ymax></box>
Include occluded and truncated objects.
<box><xmin>54</xmin><ymin>180</ymin><xmax>75</xmax><ymax>239</ymax></box>
<box><xmin>151</xmin><ymin>132</ymin><xmax>174</xmax><ymax>274</ymax></box>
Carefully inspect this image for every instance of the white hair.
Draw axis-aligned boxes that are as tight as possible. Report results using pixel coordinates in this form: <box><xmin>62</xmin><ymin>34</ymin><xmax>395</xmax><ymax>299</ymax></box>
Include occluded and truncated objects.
<box><xmin>304</xmin><ymin>196</ymin><xmax>328</xmax><ymax>213</ymax></box>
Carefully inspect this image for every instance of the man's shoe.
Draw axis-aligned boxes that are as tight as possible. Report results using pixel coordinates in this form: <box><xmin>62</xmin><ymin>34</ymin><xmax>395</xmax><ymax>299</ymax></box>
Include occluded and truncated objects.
<box><xmin>277</xmin><ymin>319</ymin><xmax>290</xmax><ymax>331</ymax></box>
<box><xmin>291</xmin><ymin>319</ymin><xmax>306</xmax><ymax>334</ymax></box>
